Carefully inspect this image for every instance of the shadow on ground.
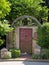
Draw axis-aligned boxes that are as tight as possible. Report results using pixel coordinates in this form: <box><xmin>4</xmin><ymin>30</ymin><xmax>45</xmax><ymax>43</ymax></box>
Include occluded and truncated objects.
<box><xmin>23</xmin><ymin>61</ymin><xmax>49</xmax><ymax>65</ymax></box>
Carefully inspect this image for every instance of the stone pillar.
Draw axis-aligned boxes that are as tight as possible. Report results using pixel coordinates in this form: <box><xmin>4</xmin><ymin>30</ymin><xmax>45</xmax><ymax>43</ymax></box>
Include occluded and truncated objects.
<box><xmin>32</xmin><ymin>26</ymin><xmax>41</xmax><ymax>54</ymax></box>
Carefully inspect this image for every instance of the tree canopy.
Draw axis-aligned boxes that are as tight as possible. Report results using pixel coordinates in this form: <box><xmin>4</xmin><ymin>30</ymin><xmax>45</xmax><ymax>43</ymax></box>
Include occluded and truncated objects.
<box><xmin>0</xmin><ymin>0</ymin><xmax>13</xmax><ymax>46</ymax></box>
<box><xmin>0</xmin><ymin>20</ymin><xmax>13</xmax><ymax>36</ymax></box>
<box><xmin>7</xmin><ymin>0</ymin><xmax>48</xmax><ymax>23</ymax></box>
<box><xmin>0</xmin><ymin>0</ymin><xmax>11</xmax><ymax>19</ymax></box>
<box><xmin>41</xmin><ymin>0</ymin><xmax>49</xmax><ymax>21</ymax></box>
<box><xmin>0</xmin><ymin>0</ymin><xmax>13</xmax><ymax>36</ymax></box>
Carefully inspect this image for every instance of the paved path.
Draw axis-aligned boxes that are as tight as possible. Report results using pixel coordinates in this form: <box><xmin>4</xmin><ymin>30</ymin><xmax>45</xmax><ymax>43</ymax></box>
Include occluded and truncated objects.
<box><xmin>0</xmin><ymin>61</ymin><xmax>49</xmax><ymax>65</ymax></box>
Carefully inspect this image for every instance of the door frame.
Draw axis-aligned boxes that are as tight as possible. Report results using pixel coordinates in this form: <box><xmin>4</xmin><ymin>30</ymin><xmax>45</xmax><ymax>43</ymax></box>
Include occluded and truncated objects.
<box><xmin>19</xmin><ymin>28</ymin><xmax>32</xmax><ymax>54</ymax></box>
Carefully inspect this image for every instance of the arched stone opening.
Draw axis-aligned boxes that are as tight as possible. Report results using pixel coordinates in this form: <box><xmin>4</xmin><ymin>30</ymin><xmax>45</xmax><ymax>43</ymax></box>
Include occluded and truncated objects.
<box><xmin>12</xmin><ymin>15</ymin><xmax>41</xmax><ymax>27</ymax></box>
<box><xmin>7</xmin><ymin>15</ymin><xmax>41</xmax><ymax>54</ymax></box>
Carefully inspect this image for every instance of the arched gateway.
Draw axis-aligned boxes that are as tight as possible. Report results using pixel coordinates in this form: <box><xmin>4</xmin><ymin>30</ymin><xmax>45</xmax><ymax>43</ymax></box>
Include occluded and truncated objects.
<box><xmin>7</xmin><ymin>15</ymin><xmax>41</xmax><ymax>54</ymax></box>
<box><xmin>12</xmin><ymin>15</ymin><xmax>41</xmax><ymax>27</ymax></box>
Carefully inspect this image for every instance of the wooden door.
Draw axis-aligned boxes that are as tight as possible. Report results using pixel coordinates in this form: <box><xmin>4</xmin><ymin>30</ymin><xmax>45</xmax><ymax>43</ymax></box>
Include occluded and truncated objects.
<box><xmin>20</xmin><ymin>28</ymin><xmax>32</xmax><ymax>54</ymax></box>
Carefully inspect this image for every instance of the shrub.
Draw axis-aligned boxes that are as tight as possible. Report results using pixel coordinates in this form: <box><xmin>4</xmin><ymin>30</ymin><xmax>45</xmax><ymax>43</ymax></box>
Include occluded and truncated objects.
<box><xmin>32</xmin><ymin>54</ymin><xmax>41</xmax><ymax>59</ymax></box>
<box><xmin>41</xmin><ymin>49</ymin><xmax>49</xmax><ymax>59</ymax></box>
<box><xmin>32</xmin><ymin>50</ymin><xmax>49</xmax><ymax>59</ymax></box>
<box><xmin>0</xmin><ymin>37</ymin><xmax>4</xmax><ymax>46</ymax></box>
<box><xmin>37</xmin><ymin>23</ymin><xmax>49</xmax><ymax>49</ymax></box>
<box><xmin>10</xmin><ymin>49</ymin><xmax>21</xmax><ymax>58</ymax></box>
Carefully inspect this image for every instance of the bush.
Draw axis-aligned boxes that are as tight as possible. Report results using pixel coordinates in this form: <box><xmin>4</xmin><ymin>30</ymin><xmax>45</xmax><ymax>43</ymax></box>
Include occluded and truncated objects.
<box><xmin>41</xmin><ymin>49</ymin><xmax>49</xmax><ymax>59</ymax></box>
<box><xmin>32</xmin><ymin>54</ymin><xmax>41</xmax><ymax>59</ymax></box>
<box><xmin>32</xmin><ymin>49</ymin><xmax>49</xmax><ymax>59</ymax></box>
<box><xmin>37</xmin><ymin>23</ymin><xmax>49</xmax><ymax>49</ymax></box>
<box><xmin>0</xmin><ymin>38</ymin><xmax>4</xmax><ymax>46</ymax></box>
<box><xmin>10</xmin><ymin>49</ymin><xmax>21</xmax><ymax>58</ymax></box>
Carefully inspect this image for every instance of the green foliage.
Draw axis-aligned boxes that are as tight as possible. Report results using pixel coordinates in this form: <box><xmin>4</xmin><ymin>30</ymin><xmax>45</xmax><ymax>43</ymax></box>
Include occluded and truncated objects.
<box><xmin>38</xmin><ymin>6</ymin><xmax>48</xmax><ymax>22</ymax></box>
<box><xmin>0</xmin><ymin>0</ymin><xmax>13</xmax><ymax>46</ymax></box>
<box><xmin>37</xmin><ymin>22</ymin><xmax>49</xmax><ymax>49</ymax></box>
<box><xmin>32</xmin><ymin>54</ymin><xmax>41</xmax><ymax>59</ymax></box>
<box><xmin>0</xmin><ymin>37</ymin><xmax>4</xmax><ymax>46</ymax></box>
<box><xmin>0</xmin><ymin>20</ymin><xmax>13</xmax><ymax>46</ymax></box>
<box><xmin>41</xmin><ymin>49</ymin><xmax>49</xmax><ymax>59</ymax></box>
<box><xmin>7</xmin><ymin>0</ymin><xmax>48</xmax><ymax>23</ymax></box>
<box><xmin>0</xmin><ymin>20</ymin><xmax>13</xmax><ymax>36</ymax></box>
<box><xmin>10</xmin><ymin>49</ymin><xmax>21</xmax><ymax>58</ymax></box>
<box><xmin>32</xmin><ymin>49</ymin><xmax>49</xmax><ymax>59</ymax></box>
<box><xmin>0</xmin><ymin>0</ymin><xmax>11</xmax><ymax>19</ymax></box>
<box><xmin>42</xmin><ymin>0</ymin><xmax>49</xmax><ymax>8</ymax></box>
